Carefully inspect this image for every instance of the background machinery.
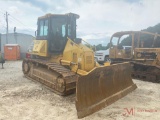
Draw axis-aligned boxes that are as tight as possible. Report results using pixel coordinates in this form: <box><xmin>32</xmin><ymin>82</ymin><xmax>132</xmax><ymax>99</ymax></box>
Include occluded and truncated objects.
<box><xmin>109</xmin><ymin>31</ymin><xmax>160</xmax><ymax>83</ymax></box>
<box><xmin>22</xmin><ymin>13</ymin><xmax>137</xmax><ymax>118</ymax></box>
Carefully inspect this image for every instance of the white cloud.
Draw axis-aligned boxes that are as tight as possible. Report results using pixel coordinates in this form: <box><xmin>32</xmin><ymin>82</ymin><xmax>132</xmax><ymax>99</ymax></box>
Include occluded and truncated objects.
<box><xmin>8</xmin><ymin>6</ymin><xmax>22</xmax><ymax>15</ymax></box>
<box><xmin>81</xmin><ymin>33</ymin><xmax>110</xmax><ymax>40</ymax></box>
<box><xmin>0</xmin><ymin>1</ymin><xmax>45</xmax><ymax>35</ymax></box>
<box><xmin>0</xmin><ymin>0</ymin><xmax>160</xmax><ymax>45</ymax></box>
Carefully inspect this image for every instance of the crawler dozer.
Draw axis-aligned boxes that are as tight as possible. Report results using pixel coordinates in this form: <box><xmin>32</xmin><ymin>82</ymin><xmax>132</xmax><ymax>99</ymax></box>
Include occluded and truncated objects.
<box><xmin>109</xmin><ymin>31</ymin><xmax>160</xmax><ymax>83</ymax></box>
<box><xmin>22</xmin><ymin>13</ymin><xmax>137</xmax><ymax>118</ymax></box>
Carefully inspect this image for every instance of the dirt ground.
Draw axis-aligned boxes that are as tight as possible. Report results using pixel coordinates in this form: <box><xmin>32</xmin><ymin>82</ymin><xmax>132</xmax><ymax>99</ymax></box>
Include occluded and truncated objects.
<box><xmin>0</xmin><ymin>61</ymin><xmax>160</xmax><ymax>120</ymax></box>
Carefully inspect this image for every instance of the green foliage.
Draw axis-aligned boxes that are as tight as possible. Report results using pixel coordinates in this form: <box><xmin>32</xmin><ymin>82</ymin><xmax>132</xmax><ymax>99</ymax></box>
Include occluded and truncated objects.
<box><xmin>95</xmin><ymin>44</ymin><xmax>106</xmax><ymax>50</ymax></box>
<box><xmin>84</xmin><ymin>44</ymin><xmax>96</xmax><ymax>51</ymax></box>
<box><xmin>84</xmin><ymin>43</ymin><xmax>107</xmax><ymax>51</ymax></box>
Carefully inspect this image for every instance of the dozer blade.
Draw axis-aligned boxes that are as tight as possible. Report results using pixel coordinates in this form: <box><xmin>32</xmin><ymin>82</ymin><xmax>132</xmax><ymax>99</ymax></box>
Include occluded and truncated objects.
<box><xmin>76</xmin><ymin>62</ymin><xmax>137</xmax><ymax>118</ymax></box>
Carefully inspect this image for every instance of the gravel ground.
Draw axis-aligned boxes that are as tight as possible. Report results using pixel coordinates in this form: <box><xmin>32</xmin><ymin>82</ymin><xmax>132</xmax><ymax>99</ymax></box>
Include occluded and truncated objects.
<box><xmin>0</xmin><ymin>61</ymin><xmax>160</xmax><ymax>120</ymax></box>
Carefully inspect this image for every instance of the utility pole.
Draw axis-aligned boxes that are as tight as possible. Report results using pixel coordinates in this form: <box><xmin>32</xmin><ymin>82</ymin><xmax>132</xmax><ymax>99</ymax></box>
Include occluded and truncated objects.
<box><xmin>5</xmin><ymin>11</ymin><xmax>9</xmax><ymax>44</ymax></box>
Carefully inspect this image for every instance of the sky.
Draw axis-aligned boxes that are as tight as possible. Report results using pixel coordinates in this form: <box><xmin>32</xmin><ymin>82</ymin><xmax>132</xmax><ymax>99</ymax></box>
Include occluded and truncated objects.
<box><xmin>0</xmin><ymin>0</ymin><xmax>160</xmax><ymax>45</ymax></box>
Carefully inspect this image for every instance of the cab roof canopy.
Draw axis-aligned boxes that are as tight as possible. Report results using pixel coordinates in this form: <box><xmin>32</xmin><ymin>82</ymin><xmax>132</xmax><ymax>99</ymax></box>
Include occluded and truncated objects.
<box><xmin>38</xmin><ymin>13</ymin><xmax>80</xmax><ymax>20</ymax></box>
<box><xmin>111</xmin><ymin>31</ymin><xmax>139</xmax><ymax>37</ymax></box>
<box><xmin>111</xmin><ymin>31</ymin><xmax>160</xmax><ymax>38</ymax></box>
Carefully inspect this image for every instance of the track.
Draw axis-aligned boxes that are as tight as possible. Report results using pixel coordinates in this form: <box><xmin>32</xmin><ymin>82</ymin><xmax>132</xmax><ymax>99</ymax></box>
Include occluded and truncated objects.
<box><xmin>131</xmin><ymin>62</ymin><xmax>160</xmax><ymax>83</ymax></box>
<box><xmin>111</xmin><ymin>60</ymin><xmax>160</xmax><ymax>83</ymax></box>
<box><xmin>22</xmin><ymin>58</ymin><xmax>78</xmax><ymax>95</ymax></box>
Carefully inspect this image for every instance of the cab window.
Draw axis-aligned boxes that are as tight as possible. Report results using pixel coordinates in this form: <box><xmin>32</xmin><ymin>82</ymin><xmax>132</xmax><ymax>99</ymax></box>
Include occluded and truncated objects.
<box><xmin>39</xmin><ymin>19</ymin><xmax>48</xmax><ymax>36</ymax></box>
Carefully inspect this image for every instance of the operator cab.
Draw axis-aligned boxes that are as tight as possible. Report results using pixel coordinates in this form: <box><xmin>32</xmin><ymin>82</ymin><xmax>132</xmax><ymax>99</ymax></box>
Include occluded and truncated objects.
<box><xmin>36</xmin><ymin>13</ymin><xmax>79</xmax><ymax>54</ymax></box>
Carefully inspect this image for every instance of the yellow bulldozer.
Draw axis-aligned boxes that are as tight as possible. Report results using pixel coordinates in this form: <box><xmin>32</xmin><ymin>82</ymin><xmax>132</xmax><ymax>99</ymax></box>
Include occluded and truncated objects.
<box><xmin>22</xmin><ymin>13</ymin><xmax>137</xmax><ymax>118</ymax></box>
<box><xmin>109</xmin><ymin>31</ymin><xmax>160</xmax><ymax>83</ymax></box>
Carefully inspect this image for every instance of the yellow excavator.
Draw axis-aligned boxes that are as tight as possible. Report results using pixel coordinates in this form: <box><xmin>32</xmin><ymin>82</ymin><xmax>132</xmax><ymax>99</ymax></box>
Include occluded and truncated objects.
<box><xmin>22</xmin><ymin>13</ymin><xmax>137</xmax><ymax>118</ymax></box>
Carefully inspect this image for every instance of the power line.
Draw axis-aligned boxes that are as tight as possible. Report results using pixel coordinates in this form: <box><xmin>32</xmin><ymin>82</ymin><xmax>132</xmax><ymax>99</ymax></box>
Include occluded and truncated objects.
<box><xmin>9</xmin><ymin>15</ymin><xmax>26</xmax><ymax>26</ymax></box>
<box><xmin>8</xmin><ymin>16</ymin><xmax>34</xmax><ymax>31</ymax></box>
<box><xmin>0</xmin><ymin>9</ymin><xmax>35</xmax><ymax>32</ymax></box>
<box><xmin>0</xmin><ymin>10</ymin><xmax>4</xmax><ymax>14</ymax></box>
<box><xmin>8</xmin><ymin>16</ymin><xmax>23</xmax><ymax>26</ymax></box>
<box><xmin>0</xmin><ymin>10</ymin><xmax>7</xmax><ymax>34</ymax></box>
<box><xmin>9</xmin><ymin>14</ymin><xmax>34</xmax><ymax>29</ymax></box>
<box><xmin>0</xmin><ymin>9</ymin><xmax>36</xmax><ymax>36</ymax></box>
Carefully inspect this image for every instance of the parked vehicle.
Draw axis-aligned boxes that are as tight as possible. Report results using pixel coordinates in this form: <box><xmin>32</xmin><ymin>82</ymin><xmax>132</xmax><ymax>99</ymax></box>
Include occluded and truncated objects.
<box><xmin>94</xmin><ymin>49</ymin><xmax>110</xmax><ymax>63</ymax></box>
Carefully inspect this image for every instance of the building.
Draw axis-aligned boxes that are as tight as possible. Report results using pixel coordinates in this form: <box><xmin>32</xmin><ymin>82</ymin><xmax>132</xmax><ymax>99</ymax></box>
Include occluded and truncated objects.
<box><xmin>0</xmin><ymin>33</ymin><xmax>34</xmax><ymax>59</ymax></box>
